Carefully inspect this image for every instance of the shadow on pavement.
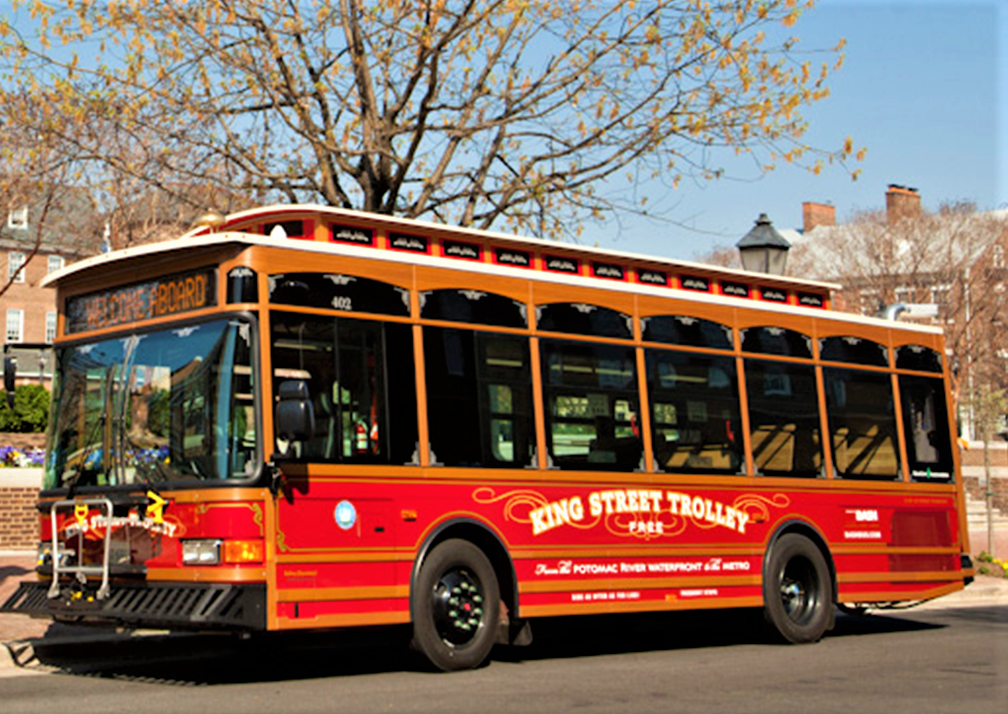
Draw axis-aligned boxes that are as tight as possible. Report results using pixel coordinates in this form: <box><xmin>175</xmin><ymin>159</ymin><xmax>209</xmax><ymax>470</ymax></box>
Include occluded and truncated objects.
<box><xmin>0</xmin><ymin>565</ymin><xmax>33</xmax><ymax>583</ymax></box>
<box><xmin>15</xmin><ymin>607</ymin><xmax>947</xmax><ymax>686</ymax></box>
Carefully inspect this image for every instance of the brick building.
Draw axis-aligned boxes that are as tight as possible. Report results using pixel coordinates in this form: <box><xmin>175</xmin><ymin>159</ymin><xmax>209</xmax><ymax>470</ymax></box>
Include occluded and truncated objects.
<box><xmin>784</xmin><ymin>184</ymin><xmax>1008</xmax><ymax>440</ymax></box>
<box><xmin>1</xmin><ymin>190</ymin><xmax>103</xmax><ymax>384</ymax></box>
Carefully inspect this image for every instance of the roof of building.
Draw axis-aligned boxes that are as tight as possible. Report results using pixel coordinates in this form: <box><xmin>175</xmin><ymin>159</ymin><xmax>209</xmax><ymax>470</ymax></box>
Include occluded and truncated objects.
<box><xmin>0</xmin><ymin>186</ymin><xmax>103</xmax><ymax>257</ymax></box>
<box><xmin>787</xmin><ymin>208</ymin><xmax>1008</xmax><ymax>282</ymax></box>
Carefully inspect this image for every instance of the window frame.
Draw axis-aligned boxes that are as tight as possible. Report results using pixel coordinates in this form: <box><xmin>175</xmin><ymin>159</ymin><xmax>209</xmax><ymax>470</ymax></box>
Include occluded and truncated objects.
<box><xmin>5</xmin><ymin>308</ymin><xmax>23</xmax><ymax>343</ymax></box>
<box><xmin>7</xmin><ymin>207</ymin><xmax>27</xmax><ymax>230</ymax></box>
<box><xmin>8</xmin><ymin>252</ymin><xmax>26</xmax><ymax>284</ymax></box>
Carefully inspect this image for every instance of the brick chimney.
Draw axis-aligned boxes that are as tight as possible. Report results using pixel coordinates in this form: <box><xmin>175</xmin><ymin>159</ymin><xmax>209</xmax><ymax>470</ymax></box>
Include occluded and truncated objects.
<box><xmin>802</xmin><ymin>202</ymin><xmax>836</xmax><ymax>232</ymax></box>
<box><xmin>886</xmin><ymin>184</ymin><xmax>921</xmax><ymax>224</ymax></box>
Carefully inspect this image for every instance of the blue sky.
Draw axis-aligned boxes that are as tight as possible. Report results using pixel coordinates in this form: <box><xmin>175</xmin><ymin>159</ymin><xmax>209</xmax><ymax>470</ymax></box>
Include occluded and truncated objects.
<box><xmin>584</xmin><ymin>0</ymin><xmax>1007</xmax><ymax>261</ymax></box>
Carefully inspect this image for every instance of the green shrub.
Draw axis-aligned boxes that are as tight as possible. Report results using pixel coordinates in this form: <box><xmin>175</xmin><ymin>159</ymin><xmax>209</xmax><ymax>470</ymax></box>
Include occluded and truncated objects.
<box><xmin>0</xmin><ymin>385</ymin><xmax>51</xmax><ymax>433</ymax></box>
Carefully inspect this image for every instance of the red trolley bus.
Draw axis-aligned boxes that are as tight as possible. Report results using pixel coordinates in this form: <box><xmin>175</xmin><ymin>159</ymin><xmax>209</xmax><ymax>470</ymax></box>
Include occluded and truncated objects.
<box><xmin>2</xmin><ymin>205</ymin><xmax>973</xmax><ymax>670</ymax></box>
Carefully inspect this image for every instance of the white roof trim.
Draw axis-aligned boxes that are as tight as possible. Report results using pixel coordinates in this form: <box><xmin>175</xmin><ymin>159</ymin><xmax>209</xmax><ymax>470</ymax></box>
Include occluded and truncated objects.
<box><xmin>182</xmin><ymin>203</ymin><xmax>842</xmax><ymax>292</ymax></box>
<box><xmin>45</xmin><ymin>230</ymin><xmax>940</xmax><ymax>336</ymax></box>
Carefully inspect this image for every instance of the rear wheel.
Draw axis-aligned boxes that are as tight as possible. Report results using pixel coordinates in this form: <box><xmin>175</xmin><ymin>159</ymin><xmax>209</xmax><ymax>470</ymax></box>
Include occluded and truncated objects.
<box><xmin>412</xmin><ymin>539</ymin><xmax>500</xmax><ymax>671</ymax></box>
<box><xmin>763</xmin><ymin>533</ymin><xmax>833</xmax><ymax>643</ymax></box>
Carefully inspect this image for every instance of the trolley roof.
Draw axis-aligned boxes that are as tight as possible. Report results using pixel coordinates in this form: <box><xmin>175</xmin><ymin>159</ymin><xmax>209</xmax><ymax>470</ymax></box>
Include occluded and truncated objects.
<box><xmin>45</xmin><ymin>204</ymin><xmax>839</xmax><ymax>299</ymax></box>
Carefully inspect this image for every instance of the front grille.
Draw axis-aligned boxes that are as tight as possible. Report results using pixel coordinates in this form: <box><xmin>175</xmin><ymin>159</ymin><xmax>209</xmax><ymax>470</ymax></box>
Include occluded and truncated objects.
<box><xmin>2</xmin><ymin>581</ymin><xmax>265</xmax><ymax>631</ymax></box>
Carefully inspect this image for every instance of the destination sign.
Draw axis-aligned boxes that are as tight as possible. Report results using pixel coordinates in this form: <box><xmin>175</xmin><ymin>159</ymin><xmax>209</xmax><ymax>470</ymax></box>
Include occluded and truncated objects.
<box><xmin>66</xmin><ymin>269</ymin><xmax>217</xmax><ymax>333</ymax></box>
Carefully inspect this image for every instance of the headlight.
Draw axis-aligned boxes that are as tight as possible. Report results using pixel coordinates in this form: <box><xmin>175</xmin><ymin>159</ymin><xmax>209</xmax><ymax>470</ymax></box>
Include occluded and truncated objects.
<box><xmin>182</xmin><ymin>539</ymin><xmax>222</xmax><ymax>566</ymax></box>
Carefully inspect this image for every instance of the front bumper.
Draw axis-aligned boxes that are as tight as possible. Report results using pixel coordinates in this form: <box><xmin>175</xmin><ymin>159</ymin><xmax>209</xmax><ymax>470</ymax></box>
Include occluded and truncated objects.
<box><xmin>1</xmin><ymin>580</ymin><xmax>265</xmax><ymax>631</ymax></box>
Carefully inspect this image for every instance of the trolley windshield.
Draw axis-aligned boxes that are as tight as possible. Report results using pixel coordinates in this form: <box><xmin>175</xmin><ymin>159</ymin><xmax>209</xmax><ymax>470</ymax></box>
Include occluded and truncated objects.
<box><xmin>44</xmin><ymin>318</ymin><xmax>257</xmax><ymax>490</ymax></box>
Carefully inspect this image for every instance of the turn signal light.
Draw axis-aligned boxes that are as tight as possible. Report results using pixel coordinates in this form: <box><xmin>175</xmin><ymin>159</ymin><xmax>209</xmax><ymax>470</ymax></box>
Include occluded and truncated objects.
<box><xmin>223</xmin><ymin>539</ymin><xmax>264</xmax><ymax>564</ymax></box>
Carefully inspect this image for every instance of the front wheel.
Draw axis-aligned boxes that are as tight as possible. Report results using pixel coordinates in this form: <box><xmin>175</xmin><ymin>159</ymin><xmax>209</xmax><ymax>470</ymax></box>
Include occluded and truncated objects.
<box><xmin>412</xmin><ymin>539</ymin><xmax>500</xmax><ymax>671</ymax></box>
<box><xmin>763</xmin><ymin>533</ymin><xmax>833</xmax><ymax>643</ymax></box>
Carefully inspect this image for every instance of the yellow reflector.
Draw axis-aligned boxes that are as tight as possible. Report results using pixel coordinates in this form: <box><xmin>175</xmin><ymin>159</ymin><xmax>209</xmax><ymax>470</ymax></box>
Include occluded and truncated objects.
<box><xmin>223</xmin><ymin>540</ymin><xmax>264</xmax><ymax>564</ymax></box>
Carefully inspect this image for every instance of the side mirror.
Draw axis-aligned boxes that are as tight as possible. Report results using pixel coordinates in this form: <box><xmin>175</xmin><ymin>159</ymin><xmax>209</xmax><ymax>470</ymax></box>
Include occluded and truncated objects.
<box><xmin>275</xmin><ymin>379</ymin><xmax>315</xmax><ymax>447</ymax></box>
<box><xmin>3</xmin><ymin>356</ymin><xmax>16</xmax><ymax>408</ymax></box>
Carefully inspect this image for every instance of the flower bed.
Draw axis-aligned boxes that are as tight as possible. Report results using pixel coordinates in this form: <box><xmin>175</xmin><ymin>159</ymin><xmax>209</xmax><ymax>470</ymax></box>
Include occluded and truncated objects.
<box><xmin>976</xmin><ymin>552</ymin><xmax>1008</xmax><ymax>578</ymax></box>
<box><xmin>0</xmin><ymin>445</ymin><xmax>45</xmax><ymax>468</ymax></box>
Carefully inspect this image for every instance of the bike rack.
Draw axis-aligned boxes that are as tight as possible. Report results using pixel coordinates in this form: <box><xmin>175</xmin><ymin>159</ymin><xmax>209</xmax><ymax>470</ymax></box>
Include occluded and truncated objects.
<box><xmin>47</xmin><ymin>498</ymin><xmax>114</xmax><ymax>601</ymax></box>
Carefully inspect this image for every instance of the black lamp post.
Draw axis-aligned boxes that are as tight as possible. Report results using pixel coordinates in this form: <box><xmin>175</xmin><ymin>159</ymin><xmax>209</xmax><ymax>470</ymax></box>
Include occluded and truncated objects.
<box><xmin>736</xmin><ymin>213</ymin><xmax>790</xmax><ymax>275</ymax></box>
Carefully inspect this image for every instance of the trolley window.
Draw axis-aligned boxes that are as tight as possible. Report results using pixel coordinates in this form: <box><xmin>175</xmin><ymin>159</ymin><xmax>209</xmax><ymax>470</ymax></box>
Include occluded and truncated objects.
<box><xmin>824</xmin><ymin>367</ymin><xmax>900</xmax><ymax>480</ymax></box>
<box><xmin>419</xmin><ymin>289</ymin><xmax>527</xmax><ymax>328</ymax></box>
<box><xmin>423</xmin><ymin>327</ymin><xmax>534</xmax><ymax>467</ymax></box>
<box><xmin>540</xmin><ymin>339</ymin><xmax>642</xmax><ymax>471</ymax></box>
<box><xmin>744</xmin><ymin>358</ymin><xmax>822</xmax><ymax>477</ymax></box>
<box><xmin>819</xmin><ymin>336</ymin><xmax>889</xmax><ymax>367</ymax></box>
<box><xmin>269</xmin><ymin>273</ymin><xmax>410</xmax><ymax>316</ymax></box>
<box><xmin>641</xmin><ymin>315</ymin><xmax>733</xmax><ymax>350</ymax></box>
<box><xmin>646</xmin><ymin>350</ymin><xmax>742</xmax><ymax>474</ymax></box>
<box><xmin>741</xmin><ymin>326</ymin><xmax>813</xmax><ymax>359</ymax></box>
<box><xmin>899</xmin><ymin>374</ymin><xmax>954</xmax><ymax>481</ymax></box>
<box><xmin>896</xmin><ymin>345</ymin><xmax>944</xmax><ymax>373</ymax></box>
<box><xmin>537</xmin><ymin>303</ymin><xmax>632</xmax><ymax>340</ymax></box>
<box><xmin>270</xmin><ymin>312</ymin><xmax>418</xmax><ymax>464</ymax></box>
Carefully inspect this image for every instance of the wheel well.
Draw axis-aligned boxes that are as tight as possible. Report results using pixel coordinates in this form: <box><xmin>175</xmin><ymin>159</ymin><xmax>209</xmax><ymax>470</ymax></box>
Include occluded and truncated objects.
<box><xmin>766</xmin><ymin>521</ymin><xmax>837</xmax><ymax>603</ymax></box>
<box><xmin>411</xmin><ymin>520</ymin><xmax>518</xmax><ymax>624</ymax></box>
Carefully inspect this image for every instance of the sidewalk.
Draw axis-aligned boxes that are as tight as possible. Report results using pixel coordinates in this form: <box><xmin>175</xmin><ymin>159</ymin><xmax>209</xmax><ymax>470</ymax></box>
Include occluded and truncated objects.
<box><xmin>1</xmin><ymin>550</ymin><xmax>128</xmax><ymax>675</ymax></box>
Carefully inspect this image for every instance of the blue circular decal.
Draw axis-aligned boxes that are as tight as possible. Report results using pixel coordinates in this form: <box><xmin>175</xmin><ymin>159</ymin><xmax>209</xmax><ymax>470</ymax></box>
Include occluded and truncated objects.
<box><xmin>334</xmin><ymin>500</ymin><xmax>357</xmax><ymax>531</ymax></box>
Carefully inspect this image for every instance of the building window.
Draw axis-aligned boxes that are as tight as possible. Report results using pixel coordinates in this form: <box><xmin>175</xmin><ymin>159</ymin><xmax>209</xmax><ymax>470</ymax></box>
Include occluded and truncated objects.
<box><xmin>6</xmin><ymin>309</ymin><xmax>23</xmax><ymax>343</ymax></box>
<box><xmin>894</xmin><ymin>285</ymin><xmax>915</xmax><ymax>304</ymax></box>
<box><xmin>8</xmin><ymin>252</ymin><xmax>25</xmax><ymax>284</ymax></box>
<box><xmin>858</xmin><ymin>288</ymin><xmax>880</xmax><ymax>316</ymax></box>
<box><xmin>994</xmin><ymin>244</ymin><xmax>1005</xmax><ymax>269</ymax></box>
<box><xmin>46</xmin><ymin>311</ymin><xmax>58</xmax><ymax>343</ymax></box>
<box><xmin>7</xmin><ymin>207</ymin><xmax>27</xmax><ymax>230</ymax></box>
<box><xmin>47</xmin><ymin>255</ymin><xmax>65</xmax><ymax>274</ymax></box>
<box><xmin>930</xmin><ymin>284</ymin><xmax>951</xmax><ymax>315</ymax></box>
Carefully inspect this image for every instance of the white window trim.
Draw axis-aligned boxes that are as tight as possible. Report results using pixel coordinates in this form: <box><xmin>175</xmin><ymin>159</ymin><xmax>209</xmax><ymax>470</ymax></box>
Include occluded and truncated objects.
<box><xmin>7</xmin><ymin>206</ymin><xmax>28</xmax><ymax>230</ymax></box>
<box><xmin>47</xmin><ymin>254</ymin><xmax>65</xmax><ymax>275</ymax></box>
<box><xmin>6</xmin><ymin>308</ymin><xmax>24</xmax><ymax>343</ymax></box>
<box><xmin>8</xmin><ymin>252</ymin><xmax>25</xmax><ymax>284</ymax></box>
<box><xmin>45</xmin><ymin>311</ymin><xmax>58</xmax><ymax>343</ymax></box>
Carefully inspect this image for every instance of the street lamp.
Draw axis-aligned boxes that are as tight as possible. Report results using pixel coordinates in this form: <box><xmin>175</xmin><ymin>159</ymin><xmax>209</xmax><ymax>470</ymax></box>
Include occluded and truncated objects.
<box><xmin>736</xmin><ymin>213</ymin><xmax>791</xmax><ymax>275</ymax></box>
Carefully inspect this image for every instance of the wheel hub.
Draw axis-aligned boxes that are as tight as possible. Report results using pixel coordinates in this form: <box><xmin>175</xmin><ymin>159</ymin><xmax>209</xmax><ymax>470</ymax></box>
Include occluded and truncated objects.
<box><xmin>433</xmin><ymin>568</ymin><xmax>485</xmax><ymax>646</ymax></box>
<box><xmin>780</xmin><ymin>557</ymin><xmax>816</xmax><ymax>623</ymax></box>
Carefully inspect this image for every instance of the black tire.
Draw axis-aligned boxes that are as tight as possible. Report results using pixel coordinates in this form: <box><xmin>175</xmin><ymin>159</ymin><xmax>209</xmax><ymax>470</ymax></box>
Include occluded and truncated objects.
<box><xmin>763</xmin><ymin>533</ymin><xmax>833</xmax><ymax>643</ymax></box>
<box><xmin>412</xmin><ymin>539</ymin><xmax>500</xmax><ymax>671</ymax></box>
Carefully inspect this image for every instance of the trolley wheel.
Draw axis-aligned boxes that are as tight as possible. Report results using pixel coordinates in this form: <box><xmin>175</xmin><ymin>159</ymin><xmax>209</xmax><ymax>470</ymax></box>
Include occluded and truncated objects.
<box><xmin>763</xmin><ymin>533</ymin><xmax>833</xmax><ymax>644</ymax></box>
<box><xmin>412</xmin><ymin>539</ymin><xmax>500</xmax><ymax>671</ymax></box>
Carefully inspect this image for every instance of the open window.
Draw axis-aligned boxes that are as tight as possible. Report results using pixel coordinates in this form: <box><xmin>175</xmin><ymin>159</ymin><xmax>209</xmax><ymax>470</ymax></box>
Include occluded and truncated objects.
<box><xmin>540</xmin><ymin>339</ymin><xmax>642</xmax><ymax>471</ymax></box>
<box><xmin>646</xmin><ymin>350</ymin><xmax>742</xmax><ymax>474</ymax></box>
<box><xmin>270</xmin><ymin>312</ymin><xmax>417</xmax><ymax>465</ymax></box>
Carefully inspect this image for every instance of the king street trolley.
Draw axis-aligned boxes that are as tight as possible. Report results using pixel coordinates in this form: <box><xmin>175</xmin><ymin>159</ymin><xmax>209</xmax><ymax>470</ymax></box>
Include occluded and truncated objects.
<box><xmin>2</xmin><ymin>205</ymin><xmax>974</xmax><ymax>671</ymax></box>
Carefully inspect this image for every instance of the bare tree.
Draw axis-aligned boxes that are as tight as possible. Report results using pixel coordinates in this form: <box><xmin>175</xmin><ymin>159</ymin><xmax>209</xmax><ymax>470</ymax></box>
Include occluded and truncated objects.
<box><xmin>787</xmin><ymin>203</ymin><xmax>1008</xmax><ymax>437</ymax></box>
<box><xmin>0</xmin><ymin>89</ymin><xmax>105</xmax><ymax>296</ymax></box>
<box><xmin>1</xmin><ymin>1</ymin><xmax>858</xmax><ymax>240</ymax></box>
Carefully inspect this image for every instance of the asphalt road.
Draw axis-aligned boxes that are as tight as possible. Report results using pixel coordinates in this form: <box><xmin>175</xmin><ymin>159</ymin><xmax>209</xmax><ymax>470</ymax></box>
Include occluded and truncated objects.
<box><xmin>1</xmin><ymin>605</ymin><xmax>1005</xmax><ymax>714</ymax></box>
